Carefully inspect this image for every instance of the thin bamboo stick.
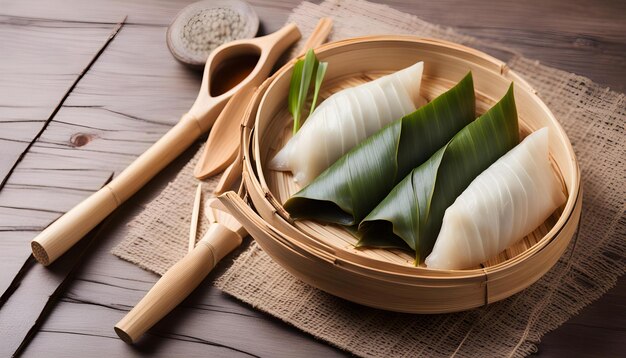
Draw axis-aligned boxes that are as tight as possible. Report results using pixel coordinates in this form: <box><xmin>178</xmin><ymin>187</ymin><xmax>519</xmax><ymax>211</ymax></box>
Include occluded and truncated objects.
<box><xmin>188</xmin><ymin>183</ymin><xmax>202</xmax><ymax>253</ymax></box>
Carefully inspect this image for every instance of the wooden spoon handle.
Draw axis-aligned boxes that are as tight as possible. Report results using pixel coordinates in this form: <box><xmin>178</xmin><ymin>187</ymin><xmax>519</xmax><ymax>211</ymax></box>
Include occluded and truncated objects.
<box><xmin>31</xmin><ymin>111</ymin><xmax>219</xmax><ymax>266</ymax></box>
<box><xmin>297</xmin><ymin>17</ymin><xmax>333</xmax><ymax>57</ymax></box>
<box><xmin>250</xmin><ymin>22</ymin><xmax>301</xmax><ymax>51</ymax></box>
<box><xmin>114</xmin><ymin>223</ymin><xmax>243</xmax><ymax>343</ymax></box>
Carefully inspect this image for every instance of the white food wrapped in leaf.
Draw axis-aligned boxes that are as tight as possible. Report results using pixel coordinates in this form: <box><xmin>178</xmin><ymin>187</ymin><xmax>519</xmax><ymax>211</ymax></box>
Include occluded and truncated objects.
<box><xmin>269</xmin><ymin>61</ymin><xmax>424</xmax><ymax>185</ymax></box>
<box><xmin>425</xmin><ymin>127</ymin><xmax>566</xmax><ymax>270</ymax></box>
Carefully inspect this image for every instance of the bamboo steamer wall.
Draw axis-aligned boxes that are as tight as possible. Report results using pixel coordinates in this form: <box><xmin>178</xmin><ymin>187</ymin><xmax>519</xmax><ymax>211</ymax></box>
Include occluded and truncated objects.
<box><xmin>220</xmin><ymin>36</ymin><xmax>582</xmax><ymax>313</ymax></box>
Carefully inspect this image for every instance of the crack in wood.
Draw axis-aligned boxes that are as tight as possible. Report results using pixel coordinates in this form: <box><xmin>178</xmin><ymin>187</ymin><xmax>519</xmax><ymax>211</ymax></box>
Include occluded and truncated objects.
<box><xmin>0</xmin><ymin>120</ymin><xmax>45</xmax><ymax>123</ymax></box>
<box><xmin>30</xmin><ymin>142</ymin><xmax>141</xmax><ymax>158</ymax></box>
<box><xmin>11</xmin><ymin>174</ymin><xmax>116</xmax><ymax>358</ymax></box>
<box><xmin>38</xmin><ymin>329</ymin><xmax>119</xmax><ymax>340</ymax></box>
<box><xmin>87</xmin><ymin>273</ymin><xmax>156</xmax><ymax>284</ymax></box>
<box><xmin>181</xmin><ymin>304</ymin><xmax>259</xmax><ymax>319</ymax></box>
<box><xmin>150</xmin><ymin>332</ymin><xmax>262</xmax><ymax>357</ymax></box>
<box><xmin>0</xmin><ymin>227</ymin><xmax>45</xmax><ymax>232</ymax></box>
<box><xmin>52</xmin><ymin>119</ymin><xmax>127</xmax><ymax>133</ymax></box>
<box><xmin>55</xmin><ymin>278</ymin><xmax>261</xmax><ymax>319</ymax></box>
<box><xmin>63</xmin><ymin>105</ymin><xmax>175</xmax><ymax>127</ymax></box>
<box><xmin>14</xmin><ymin>167</ymin><xmax>103</xmax><ymax>172</ymax></box>
<box><xmin>4</xmin><ymin>183</ymin><xmax>96</xmax><ymax>193</ymax></box>
<box><xmin>0</xmin><ymin>16</ymin><xmax>127</xmax><ymax>193</ymax></box>
<box><xmin>0</xmin><ymin>138</ymin><xmax>30</xmax><ymax>144</ymax></box>
<box><xmin>0</xmin><ymin>14</ymin><xmax>119</xmax><ymax>27</ymax></box>
<box><xmin>0</xmin><ymin>205</ymin><xmax>65</xmax><ymax>215</ymax></box>
<box><xmin>0</xmin><ymin>257</ymin><xmax>36</xmax><ymax>309</ymax></box>
<box><xmin>61</xmin><ymin>296</ymin><xmax>131</xmax><ymax>312</ymax></box>
<box><xmin>0</xmin><ymin>104</ymin><xmax>47</xmax><ymax>109</ymax></box>
<box><xmin>74</xmin><ymin>277</ymin><xmax>147</xmax><ymax>292</ymax></box>
<box><xmin>0</xmin><ymin>14</ymin><xmax>167</xmax><ymax>28</ymax></box>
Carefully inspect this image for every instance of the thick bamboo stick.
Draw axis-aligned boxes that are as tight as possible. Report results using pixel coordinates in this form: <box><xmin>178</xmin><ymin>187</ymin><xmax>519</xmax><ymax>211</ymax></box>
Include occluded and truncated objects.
<box><xmin>114</xmin><ymin>220</ymin><xmax>244</xmax><ymax>343</ymax></box>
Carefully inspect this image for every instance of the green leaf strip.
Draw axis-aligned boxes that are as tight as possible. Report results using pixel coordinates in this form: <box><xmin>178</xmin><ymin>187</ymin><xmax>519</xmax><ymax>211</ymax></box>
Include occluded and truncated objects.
<box><xmin>289</xmin><ymin>49</ymin><xmax>326</xmax><ymax>134</ymax></box>
<box><xmin>284</xmin><ymin>72</ymin><xmax>476</xmax><ymax>226</ymax></box>
<box><xmin>358</xmin><ymin>84</ymin><xmax>519</xmax><ymax>264</ymax></box>
<box><xmin>288</xmin><ymin>60</ymin><xmax>304</xmax><ymax>133</ymax></box>
<box><xmin>310</xmin><ymin>61</ymin><xmax>328</xmax><ymax>115</ymax></box>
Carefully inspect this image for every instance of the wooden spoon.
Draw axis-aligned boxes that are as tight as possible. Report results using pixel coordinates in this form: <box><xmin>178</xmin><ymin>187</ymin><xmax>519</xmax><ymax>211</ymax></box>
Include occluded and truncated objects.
<box><xmin>212</xmin><ymin>18</ymin><xmax>334</xmax><ymax>193</ymax></box>
<box><xmin>196</xmin><ymin>18</ymin><xmax>333</xmax><ymax>181</ymax></box>
<box><xmin>30</xmin><ymin>23</ymin><xmax>301</xmax><ymax>266</ymax></box>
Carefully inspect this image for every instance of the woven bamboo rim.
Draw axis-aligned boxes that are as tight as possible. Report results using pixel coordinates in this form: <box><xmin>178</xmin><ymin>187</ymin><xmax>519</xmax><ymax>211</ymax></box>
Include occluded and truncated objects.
<box><xmin>224</xmin><ymin>36</ymin><xmax>582</xmax><ymax>313</ymax></box>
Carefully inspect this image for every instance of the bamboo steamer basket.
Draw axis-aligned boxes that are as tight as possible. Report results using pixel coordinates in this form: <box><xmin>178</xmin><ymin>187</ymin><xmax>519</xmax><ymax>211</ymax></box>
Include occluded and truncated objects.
<box><xmin>220</xmin><ymin>36</ymin><xmax>582</xmax><ymax>313</ymax></box>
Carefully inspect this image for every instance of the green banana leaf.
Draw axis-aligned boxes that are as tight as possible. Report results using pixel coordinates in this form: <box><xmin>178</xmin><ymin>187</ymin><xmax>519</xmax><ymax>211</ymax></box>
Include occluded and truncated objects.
<box><xmin>284</xmin><ymin>72</ymin><xmax>476</xmax><ymax>226</ymax></box>
<box><xmin>357</xmin><ymin>84</ymin><xmax>519</xmax><ymax>264</ymax></box>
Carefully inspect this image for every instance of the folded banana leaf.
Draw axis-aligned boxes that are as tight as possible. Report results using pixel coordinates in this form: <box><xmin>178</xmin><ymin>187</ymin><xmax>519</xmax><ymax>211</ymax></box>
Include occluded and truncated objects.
<box><xmin>283</xmin><ymin>72</ymin><xmax>476</xmax><ymax>226</ymax></box>
<box><xmin>358</xmin><ymin>84</ymin><xmax>519</xmax><ymax>264</ymax></box>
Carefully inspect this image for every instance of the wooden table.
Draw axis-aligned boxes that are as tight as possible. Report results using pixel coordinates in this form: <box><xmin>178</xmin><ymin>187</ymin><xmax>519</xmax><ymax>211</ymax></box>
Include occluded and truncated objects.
<box><xmin>1</xmin><ymin>1</ymin><xmax>624</xmax><ymax>356</ymax></box>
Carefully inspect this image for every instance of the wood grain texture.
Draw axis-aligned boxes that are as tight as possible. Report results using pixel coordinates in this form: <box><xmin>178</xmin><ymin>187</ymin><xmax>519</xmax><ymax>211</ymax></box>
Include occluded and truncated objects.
<box><xmin>361</xmin><ymin>0</ymin><xmax>626</xmax><ymax>92</ymax></box>
<box><xmin>0</xmin><ymin>16</ymin><xmax>116</xmax><ymax>186</ymax></box>
<box><xmin>19</xmin><ymin>149</ymin><xmax>345</xmax><ymax>357</ymax></box>
<box><xmin>0</xmin><ymin>0</ymin><xmax>624</xmax><ymax>357</ymax></box>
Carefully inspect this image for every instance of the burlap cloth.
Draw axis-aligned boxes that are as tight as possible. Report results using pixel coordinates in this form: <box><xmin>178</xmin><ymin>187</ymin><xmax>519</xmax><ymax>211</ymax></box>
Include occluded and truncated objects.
<box><xmin>112</xmin><ymin>0</ymin><xmax>626</xmax><ymax>356</ymax></box>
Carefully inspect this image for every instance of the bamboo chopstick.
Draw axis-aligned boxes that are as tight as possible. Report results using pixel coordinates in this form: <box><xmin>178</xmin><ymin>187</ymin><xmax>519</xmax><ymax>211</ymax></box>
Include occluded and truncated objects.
<box><xmin>188</xmin><ymin>183</ymin><xmax>202</xmax><ymax>253</ymax></box>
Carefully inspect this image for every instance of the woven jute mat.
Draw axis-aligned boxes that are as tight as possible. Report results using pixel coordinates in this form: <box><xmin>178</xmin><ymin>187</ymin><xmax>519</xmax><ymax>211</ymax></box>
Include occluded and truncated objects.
<box><xmin>112</xmin><ymin>1</ymin><xmax>626</xmax><ymax>356</ymax></box>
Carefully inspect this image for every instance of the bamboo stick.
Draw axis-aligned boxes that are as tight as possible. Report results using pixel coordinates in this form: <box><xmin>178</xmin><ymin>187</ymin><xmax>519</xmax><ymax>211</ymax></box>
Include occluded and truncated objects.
<box><xmin>188</xmin><ymin>183</ymin><xmax>202</xmax><ymax>253</ymax></box>
<box><xmin>114</xmin><ymin>218</ymin><xmax>244</xmax><ymax>343</ymax></box>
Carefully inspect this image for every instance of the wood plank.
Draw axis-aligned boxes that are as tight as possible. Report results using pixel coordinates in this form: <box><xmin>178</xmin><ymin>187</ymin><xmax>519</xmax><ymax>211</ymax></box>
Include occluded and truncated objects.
<box><xmin>0</xmin><ymin>205</ymin><xmax>111</xmax><ymax>357</ymax></box>
<box><xmin>0</xmin><ymin>231</ymin><xmax>37</xmax><ymax>300</ymax></box>
<box><xmin>2</xmin><ymin>0</ymin><xmax>625</xmax><ymax>89</ymax></box>
<box><xmin>25</xmin><ymin>281</ymin><xmax>346</xmax><ymax>357</ymax></box>
<box><xmin>0</xmin><ymin>17</ymin><xmax>126</xmax><ymax>297</ymax></box>
<box><xmin>0</xmin><ymin>17</ymin><xmax>129</xmax><ymax>356</ymax></box>
<box><xmin>1</xmin><ymin>0</ymin><xmax>289</xmax><ymax>31</ymax></box>
<box><xmin>0</xmin><ymin>23</ymin><xmax>195</xmax><ymax>291</ymax></box>
<box><xmin>1</xmin><ymin>0</ymin><xmax>196</xmax><ymax>25</ymax></box>
<box><xmin>15</xmin><ymin>145</ymin><xmax>345</xmax><ymax>357</ymax></box>
<box><xmin>23</xmin><ymin>332</ymin><xmax>254</xmax><ymax>357</ymax></box>
<box><xmin>0</xmin><ymin>0</ymin><xmax>623</xmax><ymax>357</ymax></box>
<box><xmin>536</xmin><ymin>275</ymin><xmax>626</xmax><ymax>357</ymax></box>
<box><xmin>366</xmin><ymin>0</ymin><xmax>626</xmax><ymax>91</ymax></box>
<box><xmin>0</xmin><ymin>17</ymin><xmax>117</xmax><ymax>181</ymax></box>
